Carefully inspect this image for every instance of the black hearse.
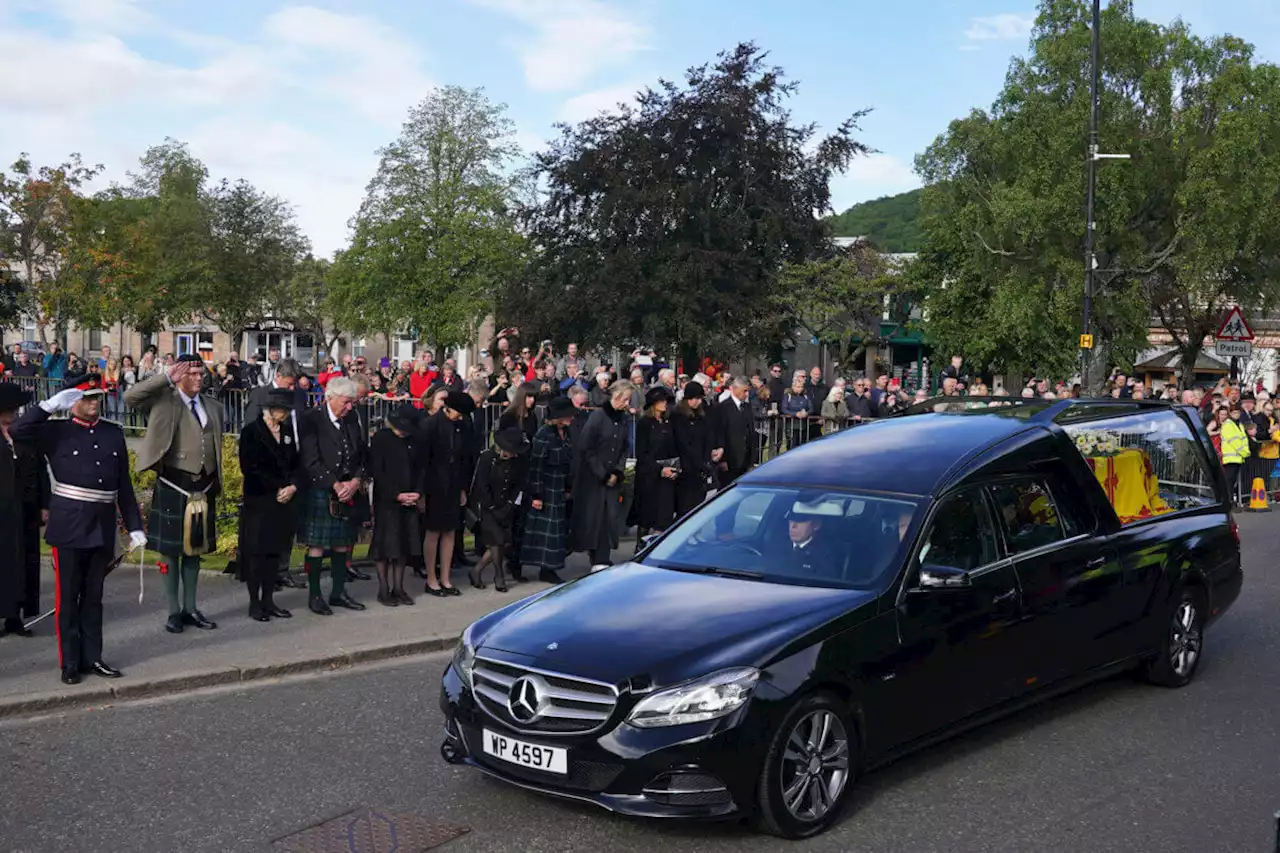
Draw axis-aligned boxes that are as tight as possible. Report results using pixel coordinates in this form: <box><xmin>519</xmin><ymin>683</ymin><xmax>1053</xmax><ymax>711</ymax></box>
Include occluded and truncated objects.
<box><xmin>439</xmin><ymin>399</ymin><xmax>1242</xmax><ymax>838</ymax></box>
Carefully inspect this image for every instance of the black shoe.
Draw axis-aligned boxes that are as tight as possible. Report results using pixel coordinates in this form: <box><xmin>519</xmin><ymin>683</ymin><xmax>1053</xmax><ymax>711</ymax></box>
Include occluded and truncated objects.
<box><xmin>87</xmin><ymin>660</ymin><xmax>123</xmax><ymax>678</ymax></box>
<box><xmin>394</xmin><ymin>588</ymin><xmax>415</xmax><ymax>606</ymax></box>
<box><xmin>182</xmin><ymin>610</ymin><xmax>217</xmax><ymax>630</ymax></box>
<box><xmin>165</xmin><ymin>614</ymin><xmax>185</xmax><ymax>634</ymax></box>
<box><xmin>249</xmin><ymin>610</ymin><xmax>270</xmax><ymax>622</ymax></box>
<box><xmin>265</xmin><ymin>606</ymin><xmax>292</xmax><ymax>619</ymax></box>
<box><xmin>377</xmin><ymin>591</ymin><xmax>400</xmax><ymax>607</ymax></box>
<box><xmin>3</xmin><ymin>618</ymin><xmax>33</xmax><ymax>638</ymax></box>
<box><xmin>309</xmin><ymin>596</ymin><xmax>333</xmax><ymax>616</ymax></box>
<box><xmin>61</xmin><ymin>667</ymin><xmax>81</xmax><ymax>685</ymax></box>
<box><xmin>424</xmin><ymin>583</ymin><xmax>446</xmax><ymax>597</ymax></box>
<box><xmin>348</xmin><ymin>567</ymin><xmax>372</xmax><ymax>581</ymax></box>
<box><xmin>539</xmin><ymin>569</ymin><xmax>564</xmax><ymax>585</ymax></box>
<box><xmin>441</xmin><ymin>584</ymin><xmax>462</xmax><ymax>597</ymax></box>
<box><xmin>329</xmin><ymin>592</ymin><xmax>366</xmax><ymax>611</ymax></box>
<box><xmin>468</xmin><ymin>567</ymin><xmax>486</xmax><ymax>590</ymax></box>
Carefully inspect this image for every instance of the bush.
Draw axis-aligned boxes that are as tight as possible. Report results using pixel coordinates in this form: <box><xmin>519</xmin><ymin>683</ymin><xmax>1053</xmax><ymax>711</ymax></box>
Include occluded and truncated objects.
<box><xmin>130</xmin><ymin>434</ymin><xmax>244</xmax><ymax>557</ymax></box>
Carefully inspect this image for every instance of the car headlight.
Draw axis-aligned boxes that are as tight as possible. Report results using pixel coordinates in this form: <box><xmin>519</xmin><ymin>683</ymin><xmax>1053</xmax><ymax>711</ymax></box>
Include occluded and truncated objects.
<box><xmin>452</xmin><ymin>637</ymin><xmax>476</xmax><ymax>689</ymax></box>
<box><xmin>626</xmin><ymin>667</ymin><xmax>760</xmax><ymax>728</ymax></box>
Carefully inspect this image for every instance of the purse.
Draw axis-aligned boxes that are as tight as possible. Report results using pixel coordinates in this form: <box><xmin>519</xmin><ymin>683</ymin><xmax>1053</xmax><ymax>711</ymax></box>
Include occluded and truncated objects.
<box><xmin>657</xmin><ymin>456</ymin><xmax>682</xmax><ymax>473</ymax></box>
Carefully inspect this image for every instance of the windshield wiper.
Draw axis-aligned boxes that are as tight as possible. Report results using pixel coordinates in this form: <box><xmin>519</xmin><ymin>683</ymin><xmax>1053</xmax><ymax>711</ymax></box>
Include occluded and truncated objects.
<box><xmin>654</xmin><ymin>563</ymin><xmax>765</xmax><ymax>580</ymax></box>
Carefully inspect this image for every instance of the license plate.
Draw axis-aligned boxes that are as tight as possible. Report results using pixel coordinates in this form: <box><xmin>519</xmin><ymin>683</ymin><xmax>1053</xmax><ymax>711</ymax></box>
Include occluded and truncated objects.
<box><xmin>482</xmin><ymin>729</ymin><xmax>568</xmax><ymax>775</ymax></box>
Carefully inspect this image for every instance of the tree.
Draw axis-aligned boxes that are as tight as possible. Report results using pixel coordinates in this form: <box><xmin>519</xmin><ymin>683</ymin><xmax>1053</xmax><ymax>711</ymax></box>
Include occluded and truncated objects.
<box><xmin>913</xmin><ymin>0</ymin><xmax>1280</xmax><ymax>388</ymax></box>
<box><xmin>0</xmin><ymin>154</ymin><xmax>108</xmax><ymax>345</ymax></box>
<box><xmin>826</xmin><ymin>189</ymin><xmax>923</xmax><ymax>252</ymax></box>
<box><xmin>506</xmin><ymin>43</ymin><xmax>870</xmax><ymax>363</ymax></box>
<box><xmin>774</xmin><ymin>239</ymin><xmax>899</xmax><ymax>369</ymax></box>
<box><xmin>329</xmin><ymin>86</ymin><xmax>525</xmax><ymax>354</ymax></box>
<box><xmin>206</xmin><ymin>178</ymin><xmax>310</xmax><ymax>351</ymax></box>
<box><xmin>268</xmin><ymin>254</ymin><xmax>344</xmax><ymax>355</ymax></box>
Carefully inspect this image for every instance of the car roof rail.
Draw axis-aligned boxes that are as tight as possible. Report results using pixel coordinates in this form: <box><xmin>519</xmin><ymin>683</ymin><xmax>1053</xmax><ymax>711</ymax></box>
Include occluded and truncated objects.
<box><xmin>895</xmin><ymin>395</ymin><xmax>1185</xmax><ymax>423</ymax></box>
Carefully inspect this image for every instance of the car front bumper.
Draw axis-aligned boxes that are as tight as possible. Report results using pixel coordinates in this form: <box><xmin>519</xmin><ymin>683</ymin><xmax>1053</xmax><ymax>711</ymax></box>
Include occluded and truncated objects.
<box><xmin>438</xmin><ymin>662</ymin><xmax>774</xmax><ymax>820</ymax></box>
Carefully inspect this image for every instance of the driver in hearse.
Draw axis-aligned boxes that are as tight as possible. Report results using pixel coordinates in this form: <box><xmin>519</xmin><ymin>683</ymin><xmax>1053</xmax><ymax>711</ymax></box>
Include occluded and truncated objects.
<box><xmin>774</xmin><ymin>498</ymin><xmax>843</xmax><ymax>577</ymax></box>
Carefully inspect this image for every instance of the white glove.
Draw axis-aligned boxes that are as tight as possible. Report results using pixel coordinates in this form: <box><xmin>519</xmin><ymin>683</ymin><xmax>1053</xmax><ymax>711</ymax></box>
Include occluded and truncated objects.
<box><xmin>128</xmin><ymin>530</ymin><xmax>148</xmax><ymax>551</ymax></box>
<box><xmin>39</xmin><ymin>388</ymin><xmax>84</xmax><ymax>413</ymax></box>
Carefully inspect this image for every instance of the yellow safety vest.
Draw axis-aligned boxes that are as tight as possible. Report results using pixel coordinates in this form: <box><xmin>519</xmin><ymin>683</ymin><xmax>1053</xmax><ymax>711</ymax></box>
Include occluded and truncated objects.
<box><xmin>1221</xmin><ymin>418</ymin><xmax>1250</xmax><ymax>464</ymax></box>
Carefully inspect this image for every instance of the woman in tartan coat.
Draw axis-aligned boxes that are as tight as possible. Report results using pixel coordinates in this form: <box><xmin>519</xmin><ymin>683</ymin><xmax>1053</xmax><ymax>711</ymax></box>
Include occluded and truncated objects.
<box><xmin>520</xmin><ymin>397</ymin><xmax>576</xmax><ymax>584</ymax></box>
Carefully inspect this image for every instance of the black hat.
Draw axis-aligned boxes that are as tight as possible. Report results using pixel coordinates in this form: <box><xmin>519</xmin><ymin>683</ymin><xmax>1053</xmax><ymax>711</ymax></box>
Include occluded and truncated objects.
<box><xmin>264</xmin><ymin>388</ymin><xmax>296</xmax><ymax>411</ymax></box>
<box><xmin>0</xmin><ymin>381</ymin><xmax>32</xmax><ymax>412</ymax></box>
<box><xmin>682</xmin><ymin>381</ymin><xmax>705</xmax><ymax>400</ymax></box>
<box><xmin>62</xmin><ymin>372</ymin><xmax>106</xmax><ymax>397</ymax></box>
<box><xmin>1241</xmin><ymin>390</ymin><xmax>1256</xmax><ymax>402</ymax></box>
<box><xmin>444</xmin><ymin>390</ymin><xmax>476</xmax><ymax>415</ymax></box>
<box><xmin>546</xmin><ymin>396</ymin><xmax>576</xmax><ymax>422</ymax></box>
<box><xmin>494</xmin><ymin>426</ymin><xmax>529</xmax><ymax>456</ymax></box>
<box><xmin>387</xmin><ymin>402</ymin><xmax>420</xmax><ymax>433</ymax></box>
<box><xmin>177</xmin><ymin>353</ymin><xmax>204</xmax><ymax>364</ymax></box>
<box><xmin>645</xmin><ymin>385</ymin><xmax>675</xmax><ymax>407</ymax></box>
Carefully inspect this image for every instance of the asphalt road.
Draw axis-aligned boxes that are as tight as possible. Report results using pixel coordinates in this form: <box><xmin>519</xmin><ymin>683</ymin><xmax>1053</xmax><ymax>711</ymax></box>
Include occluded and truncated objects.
<box><xmin>3</xmin><ymin>513</ymin><xmax>1279</xmax><ymax>853</ymax></box>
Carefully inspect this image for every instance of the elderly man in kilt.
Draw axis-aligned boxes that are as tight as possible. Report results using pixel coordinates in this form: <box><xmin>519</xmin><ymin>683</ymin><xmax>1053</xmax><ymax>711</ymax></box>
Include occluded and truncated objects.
<box><xmin>126</xmin><ymin>355</ymin><xmax>225</xmax><ymax>634</ymax></box>
<box><xmin>298</xmin><ymin>376</ymin><xmax>368</xmax><ymax>615</ymax></box>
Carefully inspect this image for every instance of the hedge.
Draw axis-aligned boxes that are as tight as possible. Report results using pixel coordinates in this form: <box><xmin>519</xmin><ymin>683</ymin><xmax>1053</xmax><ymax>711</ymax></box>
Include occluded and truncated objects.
<box><xmin>128</xmin><ymin>434</ymin><xmax>244</xmax><ymax>557</ymax></box>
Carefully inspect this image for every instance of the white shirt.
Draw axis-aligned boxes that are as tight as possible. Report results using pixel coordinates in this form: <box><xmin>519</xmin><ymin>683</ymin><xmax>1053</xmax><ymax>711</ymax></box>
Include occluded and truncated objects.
<box><xmin>326</xmin><ymin>403</ymin><xmax>342</xmax><ymax>429</ymax></box>
<box><xmin>792</xmin><ymin>538</ymin><xmax>813</xmax><ymax>552</ymax></box>
<box><xmin>177</xmin><ymin>388</ymin><xmax>208</xmax><ymax>428</ymax></box>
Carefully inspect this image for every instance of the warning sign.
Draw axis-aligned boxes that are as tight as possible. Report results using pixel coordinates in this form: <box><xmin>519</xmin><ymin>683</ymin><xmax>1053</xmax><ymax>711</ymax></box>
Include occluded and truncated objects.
<box><xmin>1217</xmin><ymin>306</ymin><xmax>1254</xmax><ymax>342</ymax></box>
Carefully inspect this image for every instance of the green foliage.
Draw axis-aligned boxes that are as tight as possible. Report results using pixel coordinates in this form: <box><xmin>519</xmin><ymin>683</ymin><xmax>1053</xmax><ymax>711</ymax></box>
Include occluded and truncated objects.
<box><xmin>329</xmin><ymin>86</ymin><xmax>525</xmax><ymax>353</ymax></box>
<box><xmin>914</xmin><ymin>0</ymin><xmax>1280</xmax><ymax>387</ymax></box>
<box><xmin>504</xmin><ymin>43</ymin><xmax>872</xmax><ymax>357</ymax></box>
<box><xmin>826</xmin><ymin>189</ymin><xmax>922</xmax><ymax>252</ymax></box>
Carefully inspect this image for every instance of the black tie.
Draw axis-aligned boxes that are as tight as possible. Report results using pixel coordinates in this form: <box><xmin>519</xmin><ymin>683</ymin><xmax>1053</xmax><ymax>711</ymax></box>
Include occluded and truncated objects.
<box><xmin>190</xmin><ymin>399</ymin><xmax>200</xmax><ymax>423</ymax></box>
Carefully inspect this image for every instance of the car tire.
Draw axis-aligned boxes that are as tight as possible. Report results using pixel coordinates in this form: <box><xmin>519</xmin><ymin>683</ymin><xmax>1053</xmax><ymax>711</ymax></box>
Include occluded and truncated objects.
<box><xmin>1142</xmin><ymin>586</ymin><xmax>1206</xmax><ymax>688</ymax></box>
<box><xmin>752</xmin><ymin>693</ymin><xmax>856</xmax><ymax>839</ymax></box>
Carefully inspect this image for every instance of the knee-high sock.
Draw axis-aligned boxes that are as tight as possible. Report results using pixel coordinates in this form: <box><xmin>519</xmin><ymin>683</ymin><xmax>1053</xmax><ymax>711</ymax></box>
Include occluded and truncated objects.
<box><xmin>181</xmin><ymin>555</ymin><xmax>200</xmax><ymax>613</ymax></box>
<box><xmin>305</xmin><ymin>555</ymin><xmax>323</xmax><ymax>598</ymax></box>
<box><xmin>163</xmin><ymin>559</ymin><xmax>182</xmax><ymax>615</ymax></box>
<box><xmin>330</xmin><ymin>551</ymin><xmax>348</xmax><ymax>598</ymax></box>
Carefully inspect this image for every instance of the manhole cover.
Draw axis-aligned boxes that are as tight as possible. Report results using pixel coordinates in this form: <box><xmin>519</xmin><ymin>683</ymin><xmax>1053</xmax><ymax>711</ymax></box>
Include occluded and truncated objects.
<box><xmin>273</xmin><ymin>808</ymin><xmax>470</xmax><ymax>853</ymax></box>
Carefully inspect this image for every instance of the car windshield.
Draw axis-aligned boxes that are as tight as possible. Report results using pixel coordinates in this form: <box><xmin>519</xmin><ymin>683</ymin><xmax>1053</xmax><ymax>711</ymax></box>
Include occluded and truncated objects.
<box><xmin>640</xmin><ymin>485</ymin><xmax>921</xmax><ymax>589</ymax></box>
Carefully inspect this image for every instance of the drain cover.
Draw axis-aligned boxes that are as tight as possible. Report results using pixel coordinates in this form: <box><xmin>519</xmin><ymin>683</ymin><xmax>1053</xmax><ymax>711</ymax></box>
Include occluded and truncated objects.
<box><xmin>273</xmin><ymin>808</ymin><xmax>470</xmax><ymax>853</ymax></box>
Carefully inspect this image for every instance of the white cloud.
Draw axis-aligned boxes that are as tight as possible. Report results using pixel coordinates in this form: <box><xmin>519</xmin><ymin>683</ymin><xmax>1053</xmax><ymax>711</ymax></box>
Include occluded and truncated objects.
<box><xmin>828</xmin><ymin>153</ymin><xmax>920</xmax><ymax>214</ymax></box>
<box><xmin>558</xmin><ymin>81</ymin><xmax>644</xmax><ymax>123</ymax></box>
<box><xmin>964</xmin><ymin>13</ymin><xmax>1035</xmax><ymax>42</ymax></box>
<box><xmin>469</xmin><ymin>0</ymin><xmax>649</xmax><ymax>92</ymax></box>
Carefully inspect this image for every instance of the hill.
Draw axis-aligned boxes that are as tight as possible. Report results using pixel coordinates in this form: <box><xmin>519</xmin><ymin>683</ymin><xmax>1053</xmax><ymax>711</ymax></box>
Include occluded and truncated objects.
<box><xmin>826</xmin><ymin>188</ymin><xmax>922</xmax><ymax>252</ymax></box>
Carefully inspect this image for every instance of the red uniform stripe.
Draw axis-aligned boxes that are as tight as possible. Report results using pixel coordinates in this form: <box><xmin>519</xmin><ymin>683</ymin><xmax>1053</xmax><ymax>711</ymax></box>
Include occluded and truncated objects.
<box><xmin>51</xmin><ymin>547</ymin><xmax>63</xmax><ymax>668</ymax></box>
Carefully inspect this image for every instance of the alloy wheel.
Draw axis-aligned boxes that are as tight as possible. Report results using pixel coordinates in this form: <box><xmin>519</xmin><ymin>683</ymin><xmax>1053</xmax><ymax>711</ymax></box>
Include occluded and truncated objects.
<box><xmin>779</xmin><ymin>709</ymin><xmax>850</xmax><ymax>822</ymax></box>
<box><xmin>1170</xmin><ymin>600</ymin><xmax>1202</xmax><ymax>677</ymax></box>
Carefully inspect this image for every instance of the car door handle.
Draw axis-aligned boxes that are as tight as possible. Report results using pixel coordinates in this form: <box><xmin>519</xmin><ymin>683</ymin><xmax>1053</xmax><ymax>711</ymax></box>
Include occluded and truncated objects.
<box><xmin>992</xmin><ymin>589</ymin><xmax>1017</xmax><ymax>606</ymax></box>
<box><xmin>1085</xmin><ymin>557</ymin><xmax>1107</xmax><ymax>569</ymax></box>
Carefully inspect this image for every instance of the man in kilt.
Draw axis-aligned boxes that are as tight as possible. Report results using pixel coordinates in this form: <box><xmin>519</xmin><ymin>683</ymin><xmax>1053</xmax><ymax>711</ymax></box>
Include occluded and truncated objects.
<box><xmin>125</xmin><ymin>355</ymin><xmax>224</xmax><ymax>633</ymax></box>
<box><xmin>298</xmin><ymin>376</ymin><xmax>368</xmax><ymax>615</ymax></box>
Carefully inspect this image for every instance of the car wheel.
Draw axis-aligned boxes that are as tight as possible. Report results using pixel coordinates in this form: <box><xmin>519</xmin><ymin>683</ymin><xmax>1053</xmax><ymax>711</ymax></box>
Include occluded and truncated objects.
<box><xmin>752</xmin><ymin>693</ymin><xmax>856</xmax><ymax>839</ymax></box>
<box><xmin>1143</xmin><ymin>586</ymin><xmax>1205</xmax><ymax>688</ymax></box>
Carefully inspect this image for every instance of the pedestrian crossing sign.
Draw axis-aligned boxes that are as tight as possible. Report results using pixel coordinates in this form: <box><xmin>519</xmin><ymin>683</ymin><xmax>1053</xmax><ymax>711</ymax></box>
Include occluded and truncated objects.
<box><xmin>1217</xmin><ymin>307</ymin><xmax>1254</xmax><ymax>341</ymax></box>
<box><xmin>1079</xmin><ymin>334</ymin><xmax>1094</xmax><ymax>349</ymax></box>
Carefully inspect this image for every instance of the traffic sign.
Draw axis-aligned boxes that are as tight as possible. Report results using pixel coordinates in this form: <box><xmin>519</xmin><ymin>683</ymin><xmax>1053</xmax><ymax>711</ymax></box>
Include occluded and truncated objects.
<box><xmin>1216</xmin><ymin>340</ymin><xmax>1252</xmax><ymax>359</ymax></box>
<box><xmin>1079</xmin><ymin>334</ymin><xmax>1094</xmax><ymax>350</ymax></box>
<box><xmin>1217</xmin><ymin>306</ymin><xmax>1254</xmax><ymax>341</ymax></box>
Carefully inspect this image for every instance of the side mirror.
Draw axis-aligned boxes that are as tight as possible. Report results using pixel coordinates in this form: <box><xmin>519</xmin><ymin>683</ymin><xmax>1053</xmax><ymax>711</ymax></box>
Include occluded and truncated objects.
<box><xmin>916</xmin><ymin>564</ymin><xmax>971</xmax><ymax>590</ymax></box>
<box><xmin>638</xmin><ymin>533</ymin><xmax>660</xmax><ymax>552</ymax></box>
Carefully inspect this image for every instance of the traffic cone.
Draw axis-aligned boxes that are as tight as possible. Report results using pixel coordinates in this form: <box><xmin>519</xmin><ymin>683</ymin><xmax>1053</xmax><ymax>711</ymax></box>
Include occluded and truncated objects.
<box><xmin>1249</xmin><ymin>477</ymin><xmax>1270</xmax><ymax>512</ymax></box>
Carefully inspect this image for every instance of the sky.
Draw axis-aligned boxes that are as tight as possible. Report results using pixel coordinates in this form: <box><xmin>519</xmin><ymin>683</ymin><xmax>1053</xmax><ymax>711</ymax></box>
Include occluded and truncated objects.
<box><xmin>0</xmin><ymin>0</ymin><xmax>1276</xmax><ymax>258</ymax></box>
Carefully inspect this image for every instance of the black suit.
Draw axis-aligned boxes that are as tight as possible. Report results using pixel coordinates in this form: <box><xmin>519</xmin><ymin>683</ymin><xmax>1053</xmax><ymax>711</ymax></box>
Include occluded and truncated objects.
<box><xmin>713</xmin><ymin>395</ymin><xmax>756</xmax><ymax>486</ymax></box>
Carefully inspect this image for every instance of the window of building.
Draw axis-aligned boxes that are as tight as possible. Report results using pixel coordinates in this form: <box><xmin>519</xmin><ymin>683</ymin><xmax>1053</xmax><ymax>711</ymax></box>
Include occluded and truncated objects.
<box><xmin>21</xmin><ymin>318</ymin><xmax>38</xmax><ymax>342</ymax></box>
<box><xmin>1060</xmin><ymin>409</ymin><xmax>1220</xmax><ymax>524</ymax></box>
<box><xmin>196</xmin><ymin>332</ymin><xmax>215</xmax><ymax>356</ymax></box>
<box><xmin>176</xmin><ymin>333</ymin><xmax>194</xmax><ymax>358</ymax></box>
<box><xmin>392</xmin><ymin>337</ymin><xmax>416</xmax><ymax>363</ymax></box>
<box><xmin>352</xmin><ymin>337</ymin><xmax>366</xmax><ymax>357</ymax></box>
<box><xmin>88</xmin><ymin>329</ymin><xmax>103</xmax><ymax>351</ymax></box>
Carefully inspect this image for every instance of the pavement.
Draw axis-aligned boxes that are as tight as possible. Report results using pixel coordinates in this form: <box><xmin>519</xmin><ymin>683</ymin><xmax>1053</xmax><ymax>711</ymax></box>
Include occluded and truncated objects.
<box><xmin>0</xmin><ymin>546</ymin><xmax>623</xmax><ymax>719</ymax></box>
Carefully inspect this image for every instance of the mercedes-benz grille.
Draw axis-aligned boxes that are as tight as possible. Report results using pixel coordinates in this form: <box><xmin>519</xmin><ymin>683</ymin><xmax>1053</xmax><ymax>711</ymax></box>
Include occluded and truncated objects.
<box><xmin>472</xmin><ymin>656</ymin><xmax>619</xmax><ymax>735</ymax></box>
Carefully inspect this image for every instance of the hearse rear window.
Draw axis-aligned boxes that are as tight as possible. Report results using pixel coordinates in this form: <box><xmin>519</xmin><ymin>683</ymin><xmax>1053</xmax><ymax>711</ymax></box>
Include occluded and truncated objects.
<box><xmin>1061</xmin><ymin>409</ymin><xmax>1219</xmax><ymax>524</ymax></box>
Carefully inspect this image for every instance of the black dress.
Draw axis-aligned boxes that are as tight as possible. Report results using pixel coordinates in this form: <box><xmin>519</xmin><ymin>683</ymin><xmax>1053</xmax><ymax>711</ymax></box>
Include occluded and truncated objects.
<box><xmin>473</xmin><ymin>449</ymin><xmax>520</xmax><ymax>548</ymax></box>
<box><xmin>420</xmin><ymin>410</ymin><xmax>469</xmax><ymax>533</ymax></box>
<box><xmin>634</xmin><ymin>415</ymin><xmax>677</xmax><ymax>529</ymax></box>
<box><xmin>369</xmin><ymin>428</ymin><xmax>423</xmax><ymax>561</ymax></box>
<box><xmin>571</xmin><ymin>402</ymin><xmax>629</xmax><ymax>556</ymax></box>
<box><xmin>673</xmin><ymin>409</ymin><xmax>714</xmax><ymax>517</ymax></box>
<box><xmin>237</xmin><ymin>417</ymin><xmax>304</xmax><ymax>560</ymax></box>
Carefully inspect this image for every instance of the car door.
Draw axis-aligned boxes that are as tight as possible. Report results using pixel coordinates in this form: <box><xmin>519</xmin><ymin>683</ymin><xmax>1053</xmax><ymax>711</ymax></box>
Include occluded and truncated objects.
<box><xmin>987</xmin><ymin>477</ymin><xmax>1121</xmax><ymax>684</ymax></box>
<box><xmin>887</xmin><ymin>487</ymin><xmax>1025</xmax><ymax>747</ymax></box>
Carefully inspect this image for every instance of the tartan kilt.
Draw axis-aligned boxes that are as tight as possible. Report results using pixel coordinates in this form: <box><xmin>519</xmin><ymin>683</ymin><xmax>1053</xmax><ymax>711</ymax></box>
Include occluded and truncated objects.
<box><xmin>299</xmin><ymin>487</ymin><xmax>358</xmax><ymax>549</ymax></box>
<box><xmin>520</xmin><ymin>496</ymin><xmax>568</xmax><ymax>571</ymax></box>
<box><xmin>147</xmin><ymin>479</ymin><xmax>217</xmax><ymax>560</ymax></box>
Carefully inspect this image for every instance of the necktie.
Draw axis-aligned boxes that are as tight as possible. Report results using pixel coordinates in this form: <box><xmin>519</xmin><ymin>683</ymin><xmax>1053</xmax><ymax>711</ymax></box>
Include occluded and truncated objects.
<box><xmin>190</xmin><ymin>399</ymin><xmax>200</xmax><ymax>424</ymax></box>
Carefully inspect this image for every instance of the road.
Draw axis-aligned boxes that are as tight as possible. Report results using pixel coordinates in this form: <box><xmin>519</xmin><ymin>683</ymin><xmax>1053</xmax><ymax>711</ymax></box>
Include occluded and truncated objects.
<box><xmin>3</xmin><ymin>513</ymin><xmax>1279</xmax><ymax>853</ymax></box>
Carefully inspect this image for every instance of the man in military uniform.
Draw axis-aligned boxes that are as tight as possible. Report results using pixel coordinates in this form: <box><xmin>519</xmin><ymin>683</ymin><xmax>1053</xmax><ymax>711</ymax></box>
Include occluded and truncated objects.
<box><xmin>9</xmin><ymin>374</ymin><xmax>145</xmax><ymax>684</ymax></box>
<box><xmin>125</xmin><ymin>354</ymin><xmax>225</xmax><ymax>634</ymax></box>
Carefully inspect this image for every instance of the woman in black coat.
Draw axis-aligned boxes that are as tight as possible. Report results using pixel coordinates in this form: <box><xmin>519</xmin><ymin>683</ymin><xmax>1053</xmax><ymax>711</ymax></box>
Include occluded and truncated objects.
<box><xmin>468</xmin><ymin>427</ymin><xmax>527</xmax><ymax>593</ymax></box>
<box><xmin>419</xmin><ymin>391</ymin><xmax>475</xmax><ymax>597</ymax></box>
<box><xmin>634</xmin><ymin>385</ymin><xmax>679</xmax><ymax>549</ymax></box>
<box><xmin>238</xmin><ymin>388</ymin><xmax>304</xmax><ymax>621</ymax></box>
<box><xmin>672</xmin><ymin>381</ymin><xmax>714</xmax><ymax>517</ymax></box>
<box><xmin>369</xmin><ymin>404</ymin><xmax>423</xmax><ymax>607</ymax></box>
<box><xmin>572</xmin><ymin>380</ymin><xmax>633</xmax><ymax>568</ymax></box>
<box><xmin>498</xmin><ymin>382</ymin><xmax>539</xmax><ymax>581</ymax></box>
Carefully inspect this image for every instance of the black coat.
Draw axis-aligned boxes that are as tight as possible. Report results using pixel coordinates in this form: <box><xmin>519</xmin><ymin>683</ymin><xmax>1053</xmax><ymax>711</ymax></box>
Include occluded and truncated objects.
<box><xmin>713</xmin><ymin>396</ymin><xmax>756</xmax><ymax>474</ymax></box>
<box><xmin>571</xmin><ymin>402</ymin><xmax>629</xmax><ymax>553</ymax></box>
<box><xmin>498</xmin><ymin>408</ymin><xmax>538</xmax><ymax>498</ymax></box>
<box><xmin>472</xmin><ymin>449</ymin><xmax>521</xmax><ymax>547</ymax></box>
<box><xmin>420</xmin><ymin>410</ymin><xmax>470</xmax><ymax>532</ymax></box>
<box><xmin>634</xmin><ymin>415</ymin><xmax>677</xmax><ymax>529</ymax></box>
<box><xmin>237</xmin><ymin>417</ymin><xmax>304</xmax><ymax>558</ymax></box>
<box><xmin>0</xmin><ymin>438</ymin><xmax>24</xmax><ymax>617</ymax></box>
<box><xmin>673</xmin><ymin>409</ymin><xmax>714</xmax><ymax>516</ymax></box>
<box><xmin>369</xmin><ymin>427</ymin><xmax>423</xmax><ymax>561</ymax></box>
